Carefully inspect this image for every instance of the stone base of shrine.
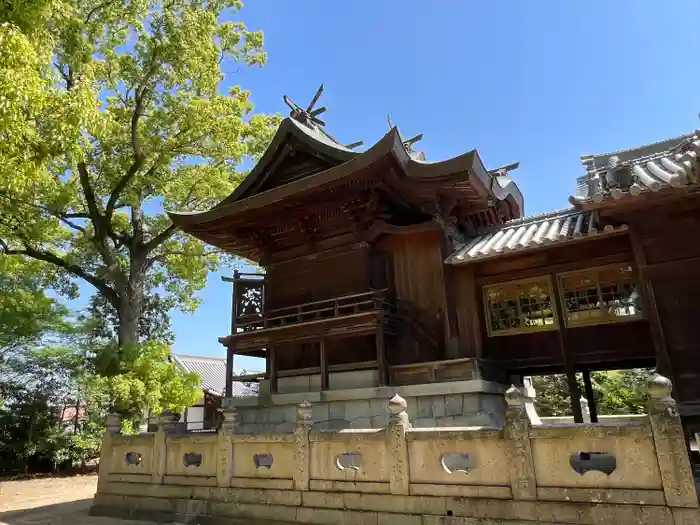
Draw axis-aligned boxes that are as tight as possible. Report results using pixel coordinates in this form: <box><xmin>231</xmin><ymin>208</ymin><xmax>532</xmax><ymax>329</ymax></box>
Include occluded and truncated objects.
<box><xmin>227</xmin><ymin>374</ymin><xmax>507</xmax><ymax>433</ymax></box>
<box><xmin>90</xmin><ymin>486</ymin><xmax>700</xmax><ymax>525</ymax></box>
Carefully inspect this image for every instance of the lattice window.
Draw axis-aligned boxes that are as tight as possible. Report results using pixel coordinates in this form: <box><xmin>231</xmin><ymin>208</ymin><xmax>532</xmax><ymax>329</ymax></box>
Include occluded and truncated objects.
<box><xmin>558</xmin><ymin>264</ymin><xmax>643</xmax><ymax>328</ymax></box>
<box><xmin>483</xmin><ymin>277</ymin><xmax>557</xmax><ymax>336</ymax></box>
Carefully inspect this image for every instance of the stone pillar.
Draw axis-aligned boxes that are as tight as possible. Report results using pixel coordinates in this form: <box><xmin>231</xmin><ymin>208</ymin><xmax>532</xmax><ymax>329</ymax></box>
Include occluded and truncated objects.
<box><xmin>647</xmin><ymin>374</ymin><xmax>698</xmax><ymax>508</ymax></box>
<box><xmin>294</xmin><ymin>401</ymin><xmax>312</xmax><ymax>491</ymax></box>
<box><xmin>152</xmin><ymin>411</ymin><xmax>178</xmax><ymax>485</ymax></box>
<box><xmin>580</xmin><ymin>397</ymin><xmax>591</xmax><ymax>423</ymax></box>
<box><xmin>387</xmin><ymin>394</ymin><xmax>410</xmax><ymax>495</ymax></box>
<box><xmin>97</xmin><ymin>413</ymin><xmax>122</xmax><ymax>491</ymax></box>
<box><xmin>504</xmin><ymin>385</ymin><xmax>537</xmax><ymax>500</ymax></box>
<box><xmin>217</xmin><ymin>401</ymin><xmax>237</xmax><ymax>488</ymax></box>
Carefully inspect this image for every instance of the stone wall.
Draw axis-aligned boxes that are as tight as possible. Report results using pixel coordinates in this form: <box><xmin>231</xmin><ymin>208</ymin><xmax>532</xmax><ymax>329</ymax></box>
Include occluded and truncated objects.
<box><xmin>231</xmin><ymin>378</ymin><xmax>506</xmax><ymax>433</ymax></box>
<box><xmin>91</xmin><ymin>374</ymin><xmax>700</xmax><ymax>525</ymax></box>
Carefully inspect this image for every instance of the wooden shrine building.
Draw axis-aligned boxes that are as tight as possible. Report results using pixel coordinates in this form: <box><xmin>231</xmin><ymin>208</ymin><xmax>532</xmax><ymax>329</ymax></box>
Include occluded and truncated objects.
<box><xmin>168</xmin><ymin>87</ymin><xmax>700</xmax><ymax>435</ymax></box>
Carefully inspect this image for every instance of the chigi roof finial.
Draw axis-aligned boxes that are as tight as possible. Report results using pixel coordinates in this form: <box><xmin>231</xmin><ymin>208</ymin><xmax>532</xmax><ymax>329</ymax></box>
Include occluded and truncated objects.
<box><xmin>387</xmin><ymin>113</ymin><xmax>423</xmax><ymax>153</ymax></box>
<box><xmin>283</xmin><ymin>85</ymin><xmax>364</xmax><ymax>150</ymax></box>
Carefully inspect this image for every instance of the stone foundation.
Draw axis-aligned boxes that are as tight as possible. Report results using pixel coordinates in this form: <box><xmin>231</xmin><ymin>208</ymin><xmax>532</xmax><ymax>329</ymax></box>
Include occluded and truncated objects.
<box><xmin>229</xmin><ymin>371</ymin><xmax>506</xmax><ymax>433</ymax></box>
<box><xmin>91</xmin><ymin>374</ymin><xmax>700</xmax><ymax>525</ymax></box>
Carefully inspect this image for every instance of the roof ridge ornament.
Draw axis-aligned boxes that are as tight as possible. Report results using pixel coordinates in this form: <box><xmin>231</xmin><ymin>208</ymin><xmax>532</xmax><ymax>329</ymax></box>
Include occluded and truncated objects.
<box><xmin>489</xmin><ymin>162</ymin><xmax>520</xmax><ymax>178</ymax></box>
<box><xmin>283</xmin><ymin>85</ymin><xmax>364</xmax><ymax>150</ymax></box>
<box><xmin>387</xmin><ymin>113</ymin><xmax>423</xmax><ymax>154</ymax></box>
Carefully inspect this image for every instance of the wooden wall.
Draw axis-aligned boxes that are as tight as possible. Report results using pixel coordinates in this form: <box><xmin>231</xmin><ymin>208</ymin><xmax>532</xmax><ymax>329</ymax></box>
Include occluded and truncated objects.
<box><xmin>381</xmin><ymin>230</ymin><xmax>449</xmax><ymax>365</ymax></box>
<box><xmin>623</xmin><ymin>200</ymin><xmax>700</xmax><ymax>409</ymax></box>
<box><xmin>265</xmin><ymin>242</ymin><xmax>371</xmax><ymax>309</ymax></box>
<box><xmin>384</xmin><ymin>229</ymin><xmax>448</xmax><ymax>325</ymax></box>
<box><xmin>451</xmin><ymin>233</ymin><xmax>657</xmax><ymax>377</ymax></box>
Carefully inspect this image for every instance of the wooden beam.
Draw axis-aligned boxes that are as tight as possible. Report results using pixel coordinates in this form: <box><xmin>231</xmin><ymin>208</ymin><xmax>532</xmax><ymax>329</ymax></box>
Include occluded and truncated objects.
<box><xmin>477</xmin><ymin>252</ymin><xmax>632</xmax><ymax>286</ymax></box>
<box><xmin>320</xmin><ymin>339</ymin><xmax>329</xmax><ymax>391</ymax></box>
<box><xmin>581</xmin><ymin>368</ymin><xmax>598</xmax><ymax>423</ymax></box>
<box><xmin>550</xmin><ymin>273</ymin><xmax>584</xmax><ymax>423</ymax></box>
<box><xmin>628</xmin><ymin>228</ymin><xmax>673</xmax><ymax>377</ymax></box>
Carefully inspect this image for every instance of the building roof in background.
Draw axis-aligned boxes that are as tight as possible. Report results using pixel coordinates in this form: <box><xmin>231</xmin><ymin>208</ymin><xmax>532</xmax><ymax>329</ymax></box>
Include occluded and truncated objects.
<box><xmin>571</xmin><ymin>131</ymin><xmax>700</xmax><ymax>204</ymax></box>
<box><xmin>172</xmin><ymin>354</ymin><xmax>258</xmax><ymax>397</ymax></box>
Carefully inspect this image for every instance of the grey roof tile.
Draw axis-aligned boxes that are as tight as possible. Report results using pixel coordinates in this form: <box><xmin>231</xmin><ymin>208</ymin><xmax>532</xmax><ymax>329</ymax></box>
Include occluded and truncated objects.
<box><xmin>572</xmin><ymin>131</ymin><xmax>700</xmax><ymax>203</ymax></box>
<box><xmin>173</xmin><ymin>354</ymin><xmax>258</xmax><ymax>397</ymax></box>
<box><xmin>445</xmin><ymin>208</ymin><xmax>626</xmax><ymax>265</ymax></box>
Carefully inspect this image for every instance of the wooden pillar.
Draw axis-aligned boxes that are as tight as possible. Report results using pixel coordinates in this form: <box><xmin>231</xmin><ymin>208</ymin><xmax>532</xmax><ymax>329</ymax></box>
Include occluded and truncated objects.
<box><xmin>320</xmin><ymin>339</ymin><xmax>328</xmax><ymax>391</ymax></box>
<box><xmin>438</xmin><ymin>229</ymin><xmax>460</xmax><ymax>359</ymax></box>
<box><xmin>458</xmin><ymin>266</ymin><xmax>483</xmax><ymax>360</ymax></box>
<box><xmin>268</xmin><ymin>346</ymin><xmax>278</xmax><ymax>394</ymax></box>
<box><xmin>628</xmin><ymin>228</ymin><xmax>673</xmax><ymax>378</ymax></box>
<box><xmin>550</xmin><ymin>274</ymin><xmax>584</xmax><ymax>423</ymax></box>
<box><xmin>581</xmin><ymin>368</ymin><xmax>598</xmax><ymax>423</ymax></box>
<box><xmin>225</xmin><ymin>346</ymin><xmax>234</xmax><ymax>397</ymax></box>
<box><xmin>376</xmin><ymin>321</ymin><xmax>388</xmax><ymax>386</ymax></box>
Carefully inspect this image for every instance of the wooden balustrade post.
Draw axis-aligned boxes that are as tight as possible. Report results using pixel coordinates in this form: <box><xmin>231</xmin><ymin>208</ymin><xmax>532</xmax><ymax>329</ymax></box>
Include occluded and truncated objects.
<box><xmin>217</xmin><ymin>400</ymin><xmax>237</xmax><ymax>488</ymax></box>
<box><xmin>387</xmin><ymin>394</ymin><xmax>410</xmax><ymax>495</ymax></box>
<box><xmin>504</xmin><ymin>386</ymin><xmax>537</xmax><ymax>500</ymax></box>
<box><xmin>294</xmin><ymin>401</ymin><xmax>313</xmax><ymax>491</ymax></box>
<box><xmin>646</xmin><ymin>374</ymin><xmax>698</xmax><ymax>508</ymax></box>
<box><xmin>97</xmin><ymin>413</ymin><xmax>122</xmax><ymax>492</ymax></box>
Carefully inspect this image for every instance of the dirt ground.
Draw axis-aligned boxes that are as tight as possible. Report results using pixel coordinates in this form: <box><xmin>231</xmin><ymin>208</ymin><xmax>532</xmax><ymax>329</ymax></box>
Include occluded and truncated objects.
<box><xmin>0</xmin><ymin>476</ymin><xmax>154</xmax><ymax>525</ymax></box>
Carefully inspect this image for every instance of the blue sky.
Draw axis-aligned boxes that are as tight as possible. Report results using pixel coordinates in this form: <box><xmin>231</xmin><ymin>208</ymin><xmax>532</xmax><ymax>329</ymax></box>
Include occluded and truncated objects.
<box><xmin>165</xmin><ymin>1</ymin><xmax>698</xmax><ymax>370</ymax></box>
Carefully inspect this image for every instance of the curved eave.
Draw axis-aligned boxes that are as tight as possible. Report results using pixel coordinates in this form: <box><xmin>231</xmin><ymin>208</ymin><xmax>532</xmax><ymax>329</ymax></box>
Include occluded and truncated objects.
<box><xmin>217</xmin><ymin>117</ymin><xmax>359</xmax><ymax>207</ymax></box>
<box><xmin>168</xmin><ymin>129</ymin><xmax>525</xmax><ymax>232</ymax></box>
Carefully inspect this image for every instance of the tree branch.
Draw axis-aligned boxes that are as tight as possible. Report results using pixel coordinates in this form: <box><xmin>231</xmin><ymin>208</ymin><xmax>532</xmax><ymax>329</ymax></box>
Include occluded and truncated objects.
<box><xmin>0</xmin><ymin>241</ymin><xmax>119</xmax><ymax>308</ymax></box>
<box><xmin>104</xmin><ymin>48</ymin><xmax>161</xmax><ymax>224</ymax></box>
<box><xmin>77</xmin><ymin>161</ymin><xmax>102</xmax><ymax>223</ymax></box>
<box><xmin>143</xmin><ymin>223</ymin><xmax>178</xmax><ymax>253</ymax></box>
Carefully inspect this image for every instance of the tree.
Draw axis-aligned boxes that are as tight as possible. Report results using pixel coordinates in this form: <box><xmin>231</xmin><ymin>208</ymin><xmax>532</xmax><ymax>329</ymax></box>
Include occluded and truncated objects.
<box><xmin>86</xmin><ymin>291</ymin><xmax>175</xmax><ymax>345</ymax></box>
<box><xmin>0</xmin><ymin>255</ymin><xmax>72</xmax><ymax>392</ymax></box>
<box><xmin>532</xmin><ymin>369</ymin><xmax>651</xmax><ymax>417</ymax></box>
<box><xmin>0</xmin><ymin>0</ymin><xmax>280</xmax><ymax>348</ymax></box>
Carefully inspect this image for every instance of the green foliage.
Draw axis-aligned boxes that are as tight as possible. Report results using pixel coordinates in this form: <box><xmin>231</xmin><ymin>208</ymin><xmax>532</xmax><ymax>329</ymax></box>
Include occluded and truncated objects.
<box><xmin>532</xmin><ymin>369</ymin><xmax>651</xmax><ymax>417</ymax></box>
<box><xmin>0</xmin><ymin>0</ymin><xmax>280</xmax><ymax>346</ymax></box>
<box><xmin>90</xmin><ymin>341</ymin><xmax>201</xmax><ymax>421</ymax></box>
<box><xmin>0</xmin><ymin>256</ymin><xmax>72</xmax><ymax>356</ymax></box>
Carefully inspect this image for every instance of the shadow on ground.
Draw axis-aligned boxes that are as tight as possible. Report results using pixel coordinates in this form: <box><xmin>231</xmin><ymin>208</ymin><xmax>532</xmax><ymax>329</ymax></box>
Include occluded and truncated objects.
<box><xmin>0</xmin><ymin>499</ymin><xmax>93</xmax><ymax>525</ymax></box>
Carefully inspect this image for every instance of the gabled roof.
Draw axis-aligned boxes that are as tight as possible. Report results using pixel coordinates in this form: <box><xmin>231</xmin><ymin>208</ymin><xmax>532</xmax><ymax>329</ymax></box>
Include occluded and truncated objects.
<box><xmin>570</xmin><ymin>131</ymin><xmax>700</xmax><ymax>206</ymax></box>
<box><xmin>173</xmin><ymin>354</ymin><xmax>258</xmax><ymax>397</ymax></box>
<box><xmin>217</xmin><ymin>117</ymin><xmax>358</xmax><ymax>206</ymax></box>
<box><xmin>167</xmin><ymin>112</ymin><xmax>524</xmax><ymax>261</ymax></box>
<box><xmin>168</xmin><ymin>117</ymin><xmax>524</xmax><ymax>226</ymax></box>
<box><xmin>445</xmin><ymin>208</ymin><xmax>627</xmax><ymax>265</ymax></box>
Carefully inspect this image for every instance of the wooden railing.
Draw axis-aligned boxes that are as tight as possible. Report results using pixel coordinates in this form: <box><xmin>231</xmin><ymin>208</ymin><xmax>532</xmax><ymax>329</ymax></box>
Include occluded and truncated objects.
<box><xmin>236</xmin><ymin>289</ymin><xmax>389</xmax><ymax>332</ymax></box>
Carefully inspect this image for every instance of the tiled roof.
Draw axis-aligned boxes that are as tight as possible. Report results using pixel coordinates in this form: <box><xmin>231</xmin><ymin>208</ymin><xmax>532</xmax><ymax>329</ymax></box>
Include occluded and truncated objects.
<box><xmin>445</xmin><ymin>208</ymin><xmax>626</xmax><ymax>265</ymax></box>
<box><xmin>173</xmin><ymin>354</ymin><xmax>258</xmax><ymax>397</ymax></box>
<box><xmin>572</xmin><ymin>131</ymin><xmax>700</xmax><ymax>203</ymax></box>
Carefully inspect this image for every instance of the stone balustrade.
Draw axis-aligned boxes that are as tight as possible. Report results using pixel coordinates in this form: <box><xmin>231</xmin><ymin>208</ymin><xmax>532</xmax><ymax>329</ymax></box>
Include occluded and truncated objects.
<box><xmin>91</xmin><ymin>374</ymin><xmax>699</xmax><ymax>525</ymax></box>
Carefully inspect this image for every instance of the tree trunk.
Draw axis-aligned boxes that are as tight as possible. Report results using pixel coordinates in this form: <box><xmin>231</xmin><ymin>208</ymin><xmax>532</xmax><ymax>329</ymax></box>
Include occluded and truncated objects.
<box><xmin>117</xmin><ymin>284</ymin><xmax>143</xmax><ymax>348</ymax></box>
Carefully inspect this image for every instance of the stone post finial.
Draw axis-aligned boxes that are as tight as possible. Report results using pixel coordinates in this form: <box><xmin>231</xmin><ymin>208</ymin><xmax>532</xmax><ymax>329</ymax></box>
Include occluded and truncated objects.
<box><xmin>505</xmin><ymin>385</ymin><xmax>524</xmax><ymax>408</ymax></box>
<box><xmin>647</xmin><ymin>374</ymin><xmax>674</xmax><ymax>403</ymax></box>
<box><xmin>389</xmin><ymin>394</ymin><xmax>407</xmax><ymax>415</ymax></box>
<box><xmin>296</xmin><ymin>401</ymin><xmax>313</xmax><ymax>426</ymax></box>
<box><xmin>105</xmin><ymin>413</ymin><xmax>122</xmax><ymax>435</ymax></box>
<box><xmin>580</xmin><ymin>396</ymin><xmax>591</xmax><ymax>423</ymax></box>
<box><xmin>158</xmin><ymin>410</ymin><xmax>180</xmax><ymax>434</ymax></box>
<box><xmin>219</xmin><ymin>401</ymin><xmax>237</xmax><ymax>435</ymax></box>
